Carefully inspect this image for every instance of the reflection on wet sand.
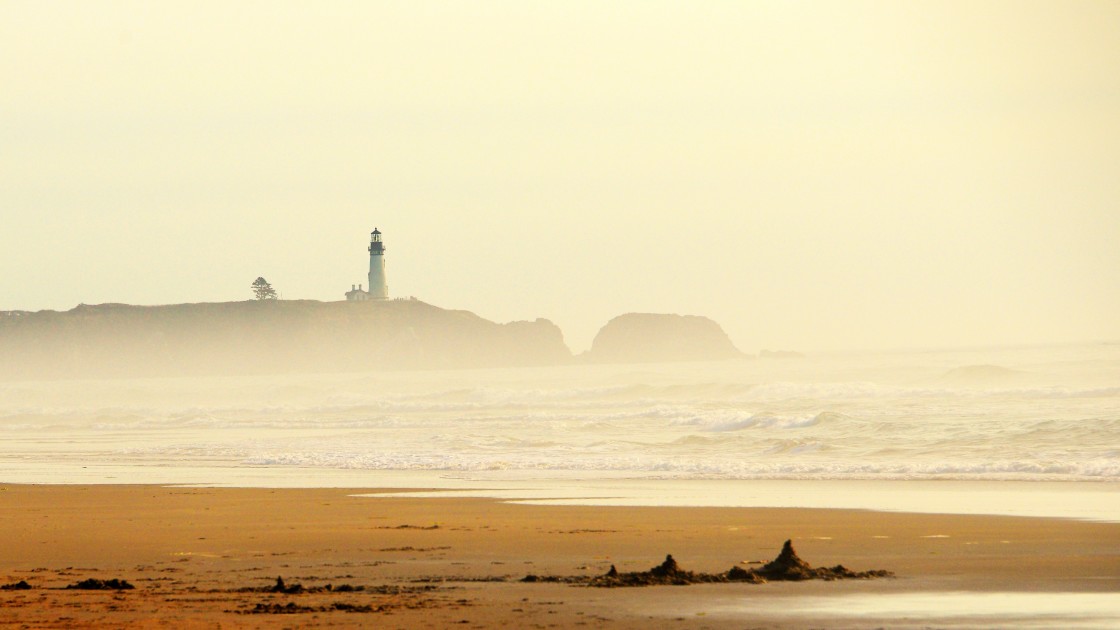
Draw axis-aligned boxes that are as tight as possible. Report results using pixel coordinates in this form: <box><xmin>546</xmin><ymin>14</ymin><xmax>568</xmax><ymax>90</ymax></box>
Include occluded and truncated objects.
<box><xmin>705</xmin><ymin>591</ymin><xmax>1120</xmax><ymax>629</ymax></box>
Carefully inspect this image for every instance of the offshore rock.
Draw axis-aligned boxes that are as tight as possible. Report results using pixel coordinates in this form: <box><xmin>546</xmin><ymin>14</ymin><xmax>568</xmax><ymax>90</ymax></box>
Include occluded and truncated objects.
<box><xmin>583</xmin><ymin>313</ymin><xmax>743</xmax><ymax>364</ymax></box>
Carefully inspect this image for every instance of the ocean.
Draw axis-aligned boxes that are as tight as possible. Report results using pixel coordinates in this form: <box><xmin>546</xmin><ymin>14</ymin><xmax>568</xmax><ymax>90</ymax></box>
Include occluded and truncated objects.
<box><xmin>2</xmin><ymin>341</ymin><xmax>1117</xmax><ymax>519</ymax></box>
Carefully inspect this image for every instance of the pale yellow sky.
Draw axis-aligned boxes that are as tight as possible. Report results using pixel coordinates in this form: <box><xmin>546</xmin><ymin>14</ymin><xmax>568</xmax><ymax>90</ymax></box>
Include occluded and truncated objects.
<box><xmin>2</xmin><ymin>1</ymin><xmax>1118</xmax><ymax>351</ymax></box>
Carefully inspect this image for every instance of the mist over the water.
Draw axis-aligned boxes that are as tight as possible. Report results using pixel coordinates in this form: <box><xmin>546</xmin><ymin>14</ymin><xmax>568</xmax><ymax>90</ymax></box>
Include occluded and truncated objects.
<box><xmin>3</xmin><ymin>342</ymin><xmax>1116</xmax><ymax>485</ymax></box>
<box><xmin>3</xmin><ymin>2</ymin><xmax>1119</xmax><ymax>352</ymax></box>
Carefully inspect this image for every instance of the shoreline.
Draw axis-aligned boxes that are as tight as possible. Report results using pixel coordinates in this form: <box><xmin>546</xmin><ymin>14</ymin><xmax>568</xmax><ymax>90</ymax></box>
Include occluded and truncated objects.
<box><xmin>5</xmin><ymin>467</ymin><xmax>1118</xmax><ymax>522</ymax></box>
<box><xmin>2</xmin><ymin>484</ymin><xmax>1117</xmax><ymax>627</ymax></box>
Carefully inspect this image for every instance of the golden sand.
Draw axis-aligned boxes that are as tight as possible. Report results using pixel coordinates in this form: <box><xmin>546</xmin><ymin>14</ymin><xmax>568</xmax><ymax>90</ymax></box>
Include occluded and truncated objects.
<box><xmin>0</xmin><ymin>484</ymin><xmax>1116</xmax><ymax>628</ymax></box>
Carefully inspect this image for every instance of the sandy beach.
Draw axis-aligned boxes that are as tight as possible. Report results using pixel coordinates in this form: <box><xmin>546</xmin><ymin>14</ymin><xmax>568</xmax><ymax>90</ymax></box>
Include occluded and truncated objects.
<box><xmin>1</xmin><ymin>484</ymin><xmax>1117</xmax><ymax>628</ymax></box>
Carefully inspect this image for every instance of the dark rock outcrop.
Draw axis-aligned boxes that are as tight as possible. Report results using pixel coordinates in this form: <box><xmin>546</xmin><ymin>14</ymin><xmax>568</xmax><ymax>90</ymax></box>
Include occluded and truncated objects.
<box><xmin>583</xmin><ymin>313</ymin><xmax>742</xmax><ymax>364</ymax></box>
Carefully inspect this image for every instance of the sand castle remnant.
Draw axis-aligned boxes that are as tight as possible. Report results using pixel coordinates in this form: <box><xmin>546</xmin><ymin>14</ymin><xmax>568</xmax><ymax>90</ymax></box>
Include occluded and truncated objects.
<box><xmin>521</xmin><ymin>539</ymin><xmax>893</xmax><ymax>587</ymax></box>
<box><xmin>345</xmin><ymin>228</ymin><xmax>389</xmax><ymax>301</ymax></box>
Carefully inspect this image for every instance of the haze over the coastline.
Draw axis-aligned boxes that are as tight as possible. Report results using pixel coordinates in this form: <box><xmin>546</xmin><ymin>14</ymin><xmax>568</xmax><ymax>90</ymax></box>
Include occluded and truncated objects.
<box><xmin>3</xmin><ymin>1</ymin><xmax>1118</xmax><ymax>352</ymax></box>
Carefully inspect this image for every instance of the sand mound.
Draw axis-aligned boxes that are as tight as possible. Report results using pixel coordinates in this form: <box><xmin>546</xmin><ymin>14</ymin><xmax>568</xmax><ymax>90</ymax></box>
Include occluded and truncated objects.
<box><xmin>525</xmin><ymin>539</ymin><xmax>893</xmax><ymax>588</ymax></box>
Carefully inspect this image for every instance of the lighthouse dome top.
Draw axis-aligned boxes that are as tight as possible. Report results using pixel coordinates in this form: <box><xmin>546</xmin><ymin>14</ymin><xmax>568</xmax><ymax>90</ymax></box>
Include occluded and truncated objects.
<box><xmin>371</xmin><ymin>228</ymin><xmax>381</xmax><ymax>235</ymax></box>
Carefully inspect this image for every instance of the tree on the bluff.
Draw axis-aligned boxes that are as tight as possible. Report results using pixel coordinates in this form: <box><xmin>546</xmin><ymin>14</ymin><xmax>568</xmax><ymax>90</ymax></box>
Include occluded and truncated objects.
<box><xmin>251</xmin><ymin>277</ymin><xmax>278</xmax><ymax>300</ymax></box>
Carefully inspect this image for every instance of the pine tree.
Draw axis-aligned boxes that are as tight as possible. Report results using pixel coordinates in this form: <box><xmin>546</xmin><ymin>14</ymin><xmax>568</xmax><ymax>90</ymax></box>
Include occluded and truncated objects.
<box><xmin>251</xmin><ymin>277</ymin><xmax>278</xmax><ymax>300</ymax></box>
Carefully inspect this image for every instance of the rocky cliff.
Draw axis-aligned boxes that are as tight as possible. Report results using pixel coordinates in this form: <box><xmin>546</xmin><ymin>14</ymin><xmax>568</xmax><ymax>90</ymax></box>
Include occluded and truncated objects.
<box><xmin>0</xmin><ymin>300</ymin><xmax>571</xmax><ymax>380</ymax></box>
<box><xmin>582</xmin><ymin>313</ymin><xmax>743</xmax><ymax>364</ymax></box>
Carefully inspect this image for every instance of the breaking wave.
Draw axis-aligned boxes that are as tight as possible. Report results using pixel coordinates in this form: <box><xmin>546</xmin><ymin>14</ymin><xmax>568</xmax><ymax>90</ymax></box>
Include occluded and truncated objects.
<box><xmin>238</xmin><ymin>451</ymin><xmax>1120</xmax><ymax>481</ymax></box>
<box><xmin>2</xmin><ymin>342</ymin><xmax>1118</xmax><ymax>483</ymax></box>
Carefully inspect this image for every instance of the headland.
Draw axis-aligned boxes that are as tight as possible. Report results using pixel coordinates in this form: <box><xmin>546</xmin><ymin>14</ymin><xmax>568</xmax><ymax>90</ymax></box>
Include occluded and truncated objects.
<box><xmin>0</xmin><ymin>301</ymin><xmax>743</xmax><ymax>379</ymax></box>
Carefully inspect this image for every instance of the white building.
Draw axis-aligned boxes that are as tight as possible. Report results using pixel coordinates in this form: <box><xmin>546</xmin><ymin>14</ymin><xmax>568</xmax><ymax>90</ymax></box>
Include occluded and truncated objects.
<box><xmin>345</xmin><ymin>228</ymin><xmax>389</xmax><ymax>301</ymax></box>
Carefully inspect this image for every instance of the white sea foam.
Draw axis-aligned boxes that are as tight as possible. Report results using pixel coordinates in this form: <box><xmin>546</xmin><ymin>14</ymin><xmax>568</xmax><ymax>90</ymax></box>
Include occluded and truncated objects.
<box><xmin>1</xmin><ymin>343</ymin><xmax>1117</xmax><ymax>486</ymax></box>
<box><xmin>230</xmin><ymin>450</ymin><xmax>1120</xmax><ymax>480</ymax></box>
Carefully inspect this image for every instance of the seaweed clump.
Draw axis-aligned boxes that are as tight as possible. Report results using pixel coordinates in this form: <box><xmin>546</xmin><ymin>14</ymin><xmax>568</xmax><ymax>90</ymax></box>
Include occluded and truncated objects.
<box><xmin>244</xmin><ymin>602</ymin><xmax>376</xmax><ymax>615</ymax></box>
<box><xmin>65</xmin><ymin>578</ymin><xmax>134</xmax><ymax>590</ymax></box>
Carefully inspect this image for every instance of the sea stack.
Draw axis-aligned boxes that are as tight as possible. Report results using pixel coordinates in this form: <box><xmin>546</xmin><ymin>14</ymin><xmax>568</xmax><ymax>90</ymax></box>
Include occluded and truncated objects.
<box><xmin>583</xmin><ymin>313</ymin><xmax>742</xmax><ymax>363</ymax></box>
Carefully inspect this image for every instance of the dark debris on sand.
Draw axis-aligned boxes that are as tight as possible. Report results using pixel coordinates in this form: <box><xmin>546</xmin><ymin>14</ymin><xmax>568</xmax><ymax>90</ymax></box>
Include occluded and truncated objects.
<box><xmin>237</xmin><ymin>576</ymin><xmax>370</xmax><ymax>594</ymax></box>
<box><xmin>523</xmin><ymin>540</ymin><xmax>893</xmax><ymax>588</ymax></box>
<box><xmin>239</xmin><ymin>576</ymin><xmax>442</xmax><ymax>596</ymax></box>
<box><xmin>243</xmin><ymin>601</ymin><xmax>378</xmax><ymax>615</ymax></box>
<box><xmin>269</xmin><ymin>576</ymin><xmax>304</xmax><ymax>594</ymax></box>
<box><xmin>65</xmin><ymin>578</ymin><xmax>135</xmax><ymax>590</ymax></box>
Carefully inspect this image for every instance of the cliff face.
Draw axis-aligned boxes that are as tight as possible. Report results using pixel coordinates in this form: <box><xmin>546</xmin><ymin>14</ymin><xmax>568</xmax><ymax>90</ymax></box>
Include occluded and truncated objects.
<box><xmin>583</xmin><ymin>313</ymin><xmax>742</xmax><ymax>364</ymax></box>
<box><xmin>0</xmin><ymin>300</ymin><xmax>571</xmax><ymax>380</ymax></box>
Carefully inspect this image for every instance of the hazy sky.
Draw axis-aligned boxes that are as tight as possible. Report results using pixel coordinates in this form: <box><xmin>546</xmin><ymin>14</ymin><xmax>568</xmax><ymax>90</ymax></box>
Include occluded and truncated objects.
<box><xmin>3</xmin><ymin>1</ymin><xmax>1118</xmax><ymax>352</ymax></box>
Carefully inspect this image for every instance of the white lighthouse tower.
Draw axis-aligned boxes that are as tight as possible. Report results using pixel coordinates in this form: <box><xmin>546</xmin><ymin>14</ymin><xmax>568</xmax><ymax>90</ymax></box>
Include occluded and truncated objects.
<box><xmin>367</xmin><ymin>228</ymin><xmax>388</xmax><ymax>300</ymax></box>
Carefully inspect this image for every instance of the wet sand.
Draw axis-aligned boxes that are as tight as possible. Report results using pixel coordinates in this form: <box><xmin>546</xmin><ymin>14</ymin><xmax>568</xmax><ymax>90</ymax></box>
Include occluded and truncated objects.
<box><xmin>1</xmin><ymin>484</ymin><xmax>1117</xmax><ymax>628</ymax></box>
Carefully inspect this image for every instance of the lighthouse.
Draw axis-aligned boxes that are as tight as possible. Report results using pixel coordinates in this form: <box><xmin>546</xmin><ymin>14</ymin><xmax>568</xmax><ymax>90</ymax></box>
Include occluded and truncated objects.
<box><xmin>367</xmin><ymin>228</ymin><xmax>388</xmax><ymax>300</ymax></box>
<box><xmin>344</xmin><ymin>228</ymin><xmax>390</xmax><ymax>301</ymax></box>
